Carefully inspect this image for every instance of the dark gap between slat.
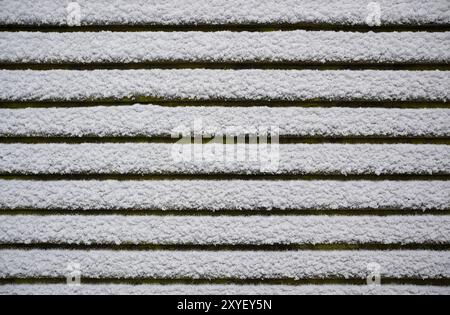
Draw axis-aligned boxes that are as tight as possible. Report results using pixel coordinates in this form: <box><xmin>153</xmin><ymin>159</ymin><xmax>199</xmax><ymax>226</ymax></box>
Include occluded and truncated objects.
<box><xmin>0</xmin><ymin>136</ymin><xmax>449</xmax><ymax>145</ymax></box>
<box><xmin>0</xmin><ymin>243</ymin><xmax>448</xmax><ymax>251</ymax></box>
<box><xmin>1</xmin><ymin>23</ymin><xmax>449</xmax><ymax>32</ymax></box>
<box><xmin>1</xmin><ymin>100</ymin><xmax>449</xmax><ymax>109</ymax></box>
<box><xmin>0</xmin><ymin>210</ymin><xmax>448</xmax><ymax>216</ymax></box>
<box><xmin>0</xmin><ymin>174</ymin><xmax>449</xmax><ymax>181</ymax></box>
<box><xmin>1</xmin><ymin>63</ymin><xmax>449</xmax><ymax>71</ymax></box>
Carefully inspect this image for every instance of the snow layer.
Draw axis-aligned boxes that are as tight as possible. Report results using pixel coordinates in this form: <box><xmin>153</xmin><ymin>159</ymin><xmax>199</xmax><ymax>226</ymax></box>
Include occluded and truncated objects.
<box><xmin>1</xmin><ymin>105</ymin><xmax>449</xmax><ymax>138</ymax></box>
<box><xmin>66</xmin><ymin>2</ymin><xmax>81</xmax><ymax>27</ymax></box>
<box><xmin>1</xmin><ymin>215</ymin><xmax>448</xmax><ymax>245</ymax></box>
<box><xmin>1</xmin><ymin>31</ymin><xmax>449</xmax><ymax>64</ymax></box>
<box><xmin>0</xmin><ymin>180</ymin><xmax>448</xmax><ymax>211</ymax></box>
<box><xmin>365</xmin><ymin>2</ymin><xmax>382</xmax><ymax>27</ymax></box>
<box><xmin>0</xmin><ymin>143</ymin><xmax>449</xmax><ymax>175</ymax></box>
<box><xmin>0</xmin><ymin>0</ymin><xmax>448</xmax><ymax>26</ymax></box>
<box><xmin>1</xmin><ymin>250</ymin><xmax>448</xmax><ymax>279</ymax></box>
<box><xmin>1</xmin><ymin>284</ymin><xmax>449</xmax><ymax>295</ymax></box>
<box><xmin>1</xmin><ymin>70</ymin><xmax>448</xmax><ymax>102</ymax></box>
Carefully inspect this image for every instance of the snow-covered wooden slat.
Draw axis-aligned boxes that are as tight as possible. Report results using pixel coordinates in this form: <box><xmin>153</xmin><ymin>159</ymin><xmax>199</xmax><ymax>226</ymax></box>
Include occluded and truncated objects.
<box><xmin>1</xmin><ymin>284</ymin><xmax>448</xmax><ymax>295</ymax></box>
<box><xmin>0</xmin><ymin>180</ymin><xmax>448</xmax><ymax>211</ymax></box>
<box><xmin>1</xmin><ymin>215</ymin><xmax>448</xmax><ymax>245</ymax></box>
<box><xmin>1</xmin><ymin>31</ymin><xmax>449</xmax><ymax>64</ymax></box>
<box><xmin>0</xmin><ymin>143</ymin><xmax>448</xmax><ymax>175</ymax></box>
<box><xmin>0</xmin><ymin>0</ymin><xmax>448</xmax><ymax>27</ymax></box>
<box><xmin>1</xmin><ymin>70</ymin><xmax>448</xmax><ymax>102</ymax></box>
<box><xmin>1</xmin><ymin>105</ymin><xmax>449</xmax><ymax>138</ymax></box>
<box><xmin>1</xmin><ymin>250</ymin><xmax>448</xmax><ymax>279</ymax></box>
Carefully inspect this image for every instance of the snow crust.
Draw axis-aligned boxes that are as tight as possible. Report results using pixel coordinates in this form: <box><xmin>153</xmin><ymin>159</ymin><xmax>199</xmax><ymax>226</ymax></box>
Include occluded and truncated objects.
<box><xmin>1</xmin><ymin>284</ymin><xmax>448</xmax><ymax>295</ymax></box>
<box><xmin>0</xmin><ymin>180</ymin><xmax>448</xmax><ymax>211</ymax></box>
<box><xmin>0</xmin><ymin>0</ymin><xmax>448</xmax><ymax>26</ymax></box>
<box><xmin>1</xmin><ymin>105</ymin><xmax>448</xmax><ymax>138</ymax></box>
<box><xmin>66</xmin><ymin>2</ymin><xmax>81</xmax><ymax>27</ymax></box>
<box><xmin>1</xmin><ymin>70</ymin><xmax>448</xmax><ymax>102</ymax></box>
<box><xmin>1</xmin><ymin>31</ymin><xmax>448</xmax><ymax>64</ymax></box>
<box><xmin>0</xmin><ymin>143</ymin><xmax>448</xmax><ymax>175</ymax></box>
<box><xmin>1</xmin><ymin>215</ymin><xmax>448</xmax><ymax>245</ymax></box>
<box><xmin>1</xmin><ymin>250</ymin><xmax>448</xmax><ymax>279</ymax></box>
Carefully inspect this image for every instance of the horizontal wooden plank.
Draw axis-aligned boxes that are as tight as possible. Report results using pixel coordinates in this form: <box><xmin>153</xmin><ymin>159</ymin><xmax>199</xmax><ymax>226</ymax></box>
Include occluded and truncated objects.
<box><xmin>0</xmin><ymin>180</ymin><xmax>448</xmax><ymax>211</ymax></box>
<box><xmin>0</xmin><ymin>215</ymin><xmax>448</xmax><ymax>245</ymax></box>
<box><xmin>0</xmin><ymin>143</ymin><xmax>448</xmax><ymax>175</ymax></box>
<box><xmin>0</xmin><ymin>250</ymin><xmax>448</xmax><ymax>279</ymax></box>
<box><xmin>1</xmin><ymin>31</ymin><xmax>448</xmax><ymax>64</ymax></box>
<box><xmin>0</xmin><ymin>0</ymin><xmax>448</xmax><ymax>27</ymax></box>
<box><xmin>0</xmin><ymin>70</ymin><xmax>448</xmax><ymax>102</ymax></box>
<box><xmin>1</xmin><ymin>284</ymin><xmax>449</xmax><ymax>295</ymax></box>
<box><xmin>1</xmin><ymin>105</ymin><xmax>448</xmax><ymax>138</ymax></box>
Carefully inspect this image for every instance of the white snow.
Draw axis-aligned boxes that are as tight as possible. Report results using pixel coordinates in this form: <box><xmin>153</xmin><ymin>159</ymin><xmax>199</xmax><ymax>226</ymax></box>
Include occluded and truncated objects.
<box><xmin>1</xmin><ymin>105</ymin><xmax>448</xmax><ymax>138</ymax></box>
<box><xmin>1</xmin><ymin>215</ymin><xmax>448</xmax><ymax>245</ymax></box>
<box><xmin>1</xmin><ymin>284</ymin><xmax>448</xmax><ymax>295</ymax></box>
<box><xmin>366</xmin><ymin>2</ymin><xmax>382</xmax><ymax>27</ymax></box>
<box><xmin>1</xmin><ymin>31</ymin><xmax>449</xmax><ymax>64</ymax></box>
<box><xmin>66</xmin><ymin>2</ymin><xmax>81</xmax><ymax>27</ymax></box>
<box><xmin>1</xmin><ymin>250</ymin><xmax>448</xmax><ymax>279</ymax></box>
<box><xmin>0</xmin><ymin>143</ymin><xmax>448</xmax><ymax>175</ymax></box>
<box><xmin>0</xmin><ymin>0</ymin><xmax>448</xmax><ymax>296</ymax></box>
<box><xmin>0</xmin><ymin>180</ymin><xmax>448</xmax><ymax>211</ymax></box>
<box><xmin>1</xmin><ymin>70</ymin><xmax>448</xmax><ymax>102</ymax></box>
<box><xmin>0</xmin><ymin>0</ymin><xmax>448</xmax><ymax>26</ymax></box>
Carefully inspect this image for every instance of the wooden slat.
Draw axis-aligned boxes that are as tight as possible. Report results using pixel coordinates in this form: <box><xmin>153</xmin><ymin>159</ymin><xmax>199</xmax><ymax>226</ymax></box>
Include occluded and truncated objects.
<box><xmin>1</xmin><ymin>284</ymin><xmax>449</xmax><ymax>295</ymax></box>
<box><xmin>1</xmin><ymin>250</ymin><xmax>448</xmax><ymax>280</ymax></box>
<box><xmin>0</xmin><ymin>180</ymin><xmax>448</xmax><ymax>211</ymax></box>
<box><xmin>0</xmin><ymin>70</ymin><xmax>448</xmax><ymax>102</ymax></box>
<box><xmin>0</xmin><ymin>31</ymin><xmax>448</xmax><ymax>65</ymax></box>
<box><xmin>0</xmin><ymin>143</ymin><xmax>448</xmax><ymax>175</ymax></box>
<box><xmin>1</xmin><ymin>106</ymin><xmax>448</xmax><ymax>138</ymax></box>
<box><xmin>0</xmin><ymin>215</ymin><xmax>448</xmax><ymax>245</ymax></box>
<box><xmin>0</xmin><ymin>0</ymin><xmax>448</xmax><ymax>27</ymax></box>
